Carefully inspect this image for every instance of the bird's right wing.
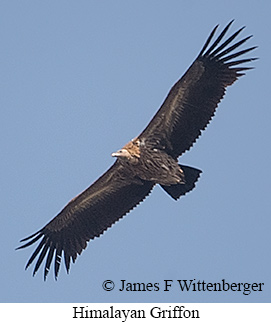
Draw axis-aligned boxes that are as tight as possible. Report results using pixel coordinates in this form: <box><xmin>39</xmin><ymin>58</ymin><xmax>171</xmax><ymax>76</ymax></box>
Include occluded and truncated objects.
<box><xmin>17</xmin><ymin>161</ymin><xmax>154</xmax><ymax>280</ymax></box>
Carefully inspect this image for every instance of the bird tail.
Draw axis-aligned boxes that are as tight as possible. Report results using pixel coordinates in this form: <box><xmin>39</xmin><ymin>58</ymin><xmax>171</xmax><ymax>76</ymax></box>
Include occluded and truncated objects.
<box><xmin>160</xmin><ymin>165</ymin><xmax>202</xmax><ymax>200</ymax></box>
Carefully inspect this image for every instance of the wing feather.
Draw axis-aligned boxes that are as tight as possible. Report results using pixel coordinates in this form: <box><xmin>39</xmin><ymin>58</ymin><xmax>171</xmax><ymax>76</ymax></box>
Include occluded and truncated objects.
<box><xmin>17</xmin><ymin>162</ymin><xmax>154</xmax><ymax>280</ymax></box>
<box><xmin>139</xmin><ymin>21</ymin><xmax>257</xmax><ymax>158</ymax></box>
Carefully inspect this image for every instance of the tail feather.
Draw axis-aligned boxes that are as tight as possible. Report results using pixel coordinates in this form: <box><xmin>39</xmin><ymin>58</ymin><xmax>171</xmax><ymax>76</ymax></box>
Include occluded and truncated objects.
<box><xmin>160</xmin><ymin>165</ymin><xmax>202</xmax><ymax>200</ymax></box>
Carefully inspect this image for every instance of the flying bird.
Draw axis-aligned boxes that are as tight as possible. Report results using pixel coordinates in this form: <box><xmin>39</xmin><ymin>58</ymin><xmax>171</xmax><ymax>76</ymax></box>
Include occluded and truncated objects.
<box><xmin>17</xmin><ymin>21</ymin><xmax>256</xmax><ymax>280</ymax></box>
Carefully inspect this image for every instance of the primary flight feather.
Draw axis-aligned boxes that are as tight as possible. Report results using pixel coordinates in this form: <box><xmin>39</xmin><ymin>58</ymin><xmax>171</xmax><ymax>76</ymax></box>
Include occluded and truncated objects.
<box><xmin>17</xmin><ymin>21</ymin><xmax>256</xmax><ymax>280</ymax></box>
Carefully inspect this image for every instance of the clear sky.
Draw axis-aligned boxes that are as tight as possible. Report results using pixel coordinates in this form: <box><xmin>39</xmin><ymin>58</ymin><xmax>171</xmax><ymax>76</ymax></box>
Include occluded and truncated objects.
<box><xmin>1</xmin><ymin>0</ymin><xmax>270</xmax><ymax>303</ymax></box>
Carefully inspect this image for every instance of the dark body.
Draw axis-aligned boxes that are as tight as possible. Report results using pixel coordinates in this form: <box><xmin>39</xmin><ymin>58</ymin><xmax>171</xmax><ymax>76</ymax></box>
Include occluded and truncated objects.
<box><xmin>18</xmin><ymin>21</ymin><xmax>256</xmax><ymax>280</ymax></box>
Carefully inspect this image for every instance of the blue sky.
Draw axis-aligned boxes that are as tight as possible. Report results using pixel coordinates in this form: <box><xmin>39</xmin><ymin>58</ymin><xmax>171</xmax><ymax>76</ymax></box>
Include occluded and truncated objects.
<box><xmin>1</xmin><ymin>0</ymin><xmax>270</xmax><ymax>303</ymax></box>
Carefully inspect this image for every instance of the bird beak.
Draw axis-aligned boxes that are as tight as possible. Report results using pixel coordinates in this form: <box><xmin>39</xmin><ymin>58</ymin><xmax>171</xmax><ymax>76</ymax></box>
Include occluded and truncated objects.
<box><xmin>111</xmin><ymin>151</ymin><xmax>118</xmax><ymax>157</ymax></box>
<box><xmin>111</xmin><ymin>150</ymin><xmax>122</xmax><ymax>157</ymax></box>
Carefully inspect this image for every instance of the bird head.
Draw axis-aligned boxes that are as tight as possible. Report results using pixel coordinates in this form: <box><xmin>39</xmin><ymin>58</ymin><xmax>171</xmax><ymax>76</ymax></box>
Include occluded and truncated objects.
<box><xmin>111</xmin><ymin>148</ymin><xmax>131</xmax><ymax>159</ymax></box>
<box><xmin>112</xmin><ymin>139</ymin><xmax>141</xmax><ymax>165</ymax></box>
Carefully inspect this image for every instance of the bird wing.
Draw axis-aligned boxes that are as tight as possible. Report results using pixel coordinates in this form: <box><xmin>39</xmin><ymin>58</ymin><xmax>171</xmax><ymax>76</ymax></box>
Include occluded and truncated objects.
<box><xmin>138</xmin><ymin>20</ymin><xmax>257</xmax><ymax>158</ymax></box>
<box><xmin>17</xmin><ymin>161</ymin><xmax>154</xmax><ymax>280</ymax></box>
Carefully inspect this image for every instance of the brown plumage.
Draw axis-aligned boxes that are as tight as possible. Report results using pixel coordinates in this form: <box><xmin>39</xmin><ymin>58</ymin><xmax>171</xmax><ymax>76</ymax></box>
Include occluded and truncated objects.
<box><xmin>17</xmin><ymin>21</ymin><xmax>256</xmax><ymax>280</ymax></box>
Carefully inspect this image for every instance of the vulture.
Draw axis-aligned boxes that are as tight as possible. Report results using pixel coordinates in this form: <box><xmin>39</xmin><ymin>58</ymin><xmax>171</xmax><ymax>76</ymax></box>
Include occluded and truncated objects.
<box><xmin>17</xmin><ymin>21</ymin><xmax>256</xmax><ymax>280</ymax></box>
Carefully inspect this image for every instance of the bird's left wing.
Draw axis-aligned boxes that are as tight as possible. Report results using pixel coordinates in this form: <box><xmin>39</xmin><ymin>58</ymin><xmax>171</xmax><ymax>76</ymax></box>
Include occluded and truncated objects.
<box><xmin>138</xmin><ymin>21</ymin><xmax>256</xmax><ymax>158</ymax></box>
<box><xmin>17</xmin><ymin>161</ymin><xmax>154</xmax><ymax>280</ymax></box>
